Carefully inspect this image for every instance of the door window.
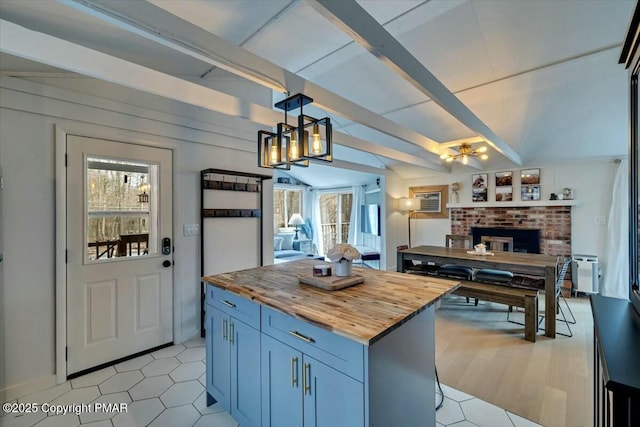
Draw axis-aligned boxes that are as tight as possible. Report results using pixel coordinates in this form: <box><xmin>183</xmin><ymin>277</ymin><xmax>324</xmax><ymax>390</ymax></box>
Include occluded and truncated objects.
<box><xmin>85</xmin><ymin>157</ymin><xmax>158</xmax><ymax>261</ymax></box>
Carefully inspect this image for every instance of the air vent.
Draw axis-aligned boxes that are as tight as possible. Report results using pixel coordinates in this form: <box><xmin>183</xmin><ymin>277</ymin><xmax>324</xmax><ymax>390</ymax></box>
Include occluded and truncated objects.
<box><xmin>417</xmin><ymin>192</ymin><xmax>441</xmax><ymax>212</ymax></box>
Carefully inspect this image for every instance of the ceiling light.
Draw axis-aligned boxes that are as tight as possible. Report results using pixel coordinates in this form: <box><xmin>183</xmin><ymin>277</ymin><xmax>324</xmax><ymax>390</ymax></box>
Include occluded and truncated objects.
<box><xmin>258</xmin><ymin>93</ymin><xmax>332</xmax><ymax>169</ymax></box>
<box><xmin>440</xmin><ymin>143</ymin><xmax>489</xmax><ymax>164</ymax></box>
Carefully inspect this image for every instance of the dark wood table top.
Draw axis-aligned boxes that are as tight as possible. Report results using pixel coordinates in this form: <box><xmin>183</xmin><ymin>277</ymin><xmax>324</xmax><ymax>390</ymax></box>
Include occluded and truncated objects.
<box><xmin>399</xmin><ymin>245</ymin><xmax>557</xmax><ymax>269</ymax></box>
<box><xmin>203</xmin><ymin>259</ymin><xmax>460</xmax><ymax>345</ymax></box>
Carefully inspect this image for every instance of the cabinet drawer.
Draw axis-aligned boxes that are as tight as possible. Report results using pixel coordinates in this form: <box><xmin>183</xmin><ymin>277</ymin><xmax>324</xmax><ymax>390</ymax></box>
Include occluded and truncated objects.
<box><xmin>206</xmin><ymin>285</ymin><xmax>260</xmax><ymax>329</ymax></box>
<box><xmin>261</xmin><ymin>307</ymin><xmax>364</xmax><ymax>382</ymax></box>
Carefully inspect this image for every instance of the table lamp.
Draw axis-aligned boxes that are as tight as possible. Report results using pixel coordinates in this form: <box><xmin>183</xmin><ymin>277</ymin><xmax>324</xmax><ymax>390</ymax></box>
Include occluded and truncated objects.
<box><xmin>288</xmin><ymin>213</ymin><xmax>305</xmax><ymax>240</ymax></box>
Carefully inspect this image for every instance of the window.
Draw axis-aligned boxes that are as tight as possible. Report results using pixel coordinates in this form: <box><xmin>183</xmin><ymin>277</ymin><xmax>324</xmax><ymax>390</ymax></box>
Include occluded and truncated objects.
<box><xmin>86</xmin><ymin>158</ymin><xmax>156</xmax><ymax>261</ymax></box>
<box><xmin>273</xmin><ymin>187</ymin><xmax>302</xmax><ymax>230</ymax></box>
<box><xmin>319</xmin><ymin>191</ymin><xmax>353</xmax><ymax>251</ymax></box>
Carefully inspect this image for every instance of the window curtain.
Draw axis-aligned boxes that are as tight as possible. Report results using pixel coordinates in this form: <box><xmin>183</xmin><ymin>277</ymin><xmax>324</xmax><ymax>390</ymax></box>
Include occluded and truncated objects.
<box><xmin>348</xmin><ymin>185</ymin><xmax>365</xmax><ymax>246</ymax></box>
<box><xmin>301</xmin><ymin>187</ymin><xmax>314</xmax><ymax>240</ymax></box>
<box><xmin>602</xmin><ymin>159</ymin><xmax>629</xmax><ymax>299</ymax></box>
<box><xmin>311</xmin><ymin>190</ymin><xmax>324</xmax><ymax>256</ymax></box>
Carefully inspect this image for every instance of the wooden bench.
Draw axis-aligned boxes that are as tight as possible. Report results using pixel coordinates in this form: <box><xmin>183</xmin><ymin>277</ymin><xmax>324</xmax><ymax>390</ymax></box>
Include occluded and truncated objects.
<box><xmin>452</xmin><ymin>280</ymin><xmax>539</xmax><ymax>342</ymax></box>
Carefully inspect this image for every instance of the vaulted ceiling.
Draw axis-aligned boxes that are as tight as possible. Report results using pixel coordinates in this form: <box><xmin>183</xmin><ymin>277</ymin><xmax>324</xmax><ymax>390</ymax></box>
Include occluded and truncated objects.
<box><xmin>0</xmin><ymin>0</ymin><xmax>634</xmax><ymax>180</ymax></box>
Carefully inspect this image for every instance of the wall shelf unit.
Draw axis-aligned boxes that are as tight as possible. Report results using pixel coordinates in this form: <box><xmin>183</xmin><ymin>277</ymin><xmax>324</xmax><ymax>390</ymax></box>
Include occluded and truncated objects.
<box><xmin>447</xmin><ymin>200</ymin><xmax>577</xmax><ymax>209</ymax></box>
<box><xmin>200</xmin><ymin>168</ymin><xmax>272</xmax><ymax>337</ymax></box>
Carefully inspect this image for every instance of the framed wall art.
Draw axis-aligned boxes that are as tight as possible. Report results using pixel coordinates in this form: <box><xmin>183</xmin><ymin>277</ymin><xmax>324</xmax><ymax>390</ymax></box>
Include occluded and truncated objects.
<box><xmin>521</xmin><ymin>185</ymin><xmax>541</xmax><ymax>201</ymax></box>
<box><xmin>472</xmin><ymin>173</ymin><xmax>488</xmax><ymax>202</ymax></box>
<box><xmin>521</xmin><ymin>168</ymin><xmax>540</xmax><ymax>185</ymax></box>
<box><xmin>496</xmin><ymin>186</ymin><xmax>513</xmax><ymax>201</ymax></box>
<box><xmin>495</xmin><ymin>171</ymin><xmax>513</xmax><ymax>186</ymax></box>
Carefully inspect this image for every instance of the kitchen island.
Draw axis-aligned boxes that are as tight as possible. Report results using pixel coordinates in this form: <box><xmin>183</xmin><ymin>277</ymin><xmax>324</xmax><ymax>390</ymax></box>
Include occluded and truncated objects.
<box><xmin>202</xmin><ymin>259</ymin><xmax>459</xmax><ymax>427</ymax></box>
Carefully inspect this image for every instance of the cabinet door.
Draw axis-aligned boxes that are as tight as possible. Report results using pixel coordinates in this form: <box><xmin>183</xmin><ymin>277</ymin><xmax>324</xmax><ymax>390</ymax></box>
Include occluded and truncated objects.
<box><xmin>205</xmin><ymin>305</ymin><xmax>215</xmax><ymax>401</ymax></box>
<box><xmin>209</xmin><ymin>307</ymin><xmax>231</xmax><ymax>409</ymax></box>
<box><xmin>261</xmin><ymin>334</ymin><xmax>303</xmax><ymax>427</ymax></box>
<box><xmin>230</xmin><ymin>318</ymin><xmax>261</xmax><ymax>427</ymax></box>
<box><xmin>303</xmin><ymin>355</ymin><xmax>364</xmax><ymax>427</ymax></box>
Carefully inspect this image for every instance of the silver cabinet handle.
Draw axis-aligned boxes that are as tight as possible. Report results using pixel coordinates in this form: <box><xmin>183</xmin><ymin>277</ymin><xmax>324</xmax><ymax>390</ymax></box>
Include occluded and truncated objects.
<box><xmin>291</xmin><ymin>357</ymin><xmax>298</xmax><ymax>387</ymax></box>
<box><xmin>229</xmin><ymin>322</ymin><xmax>234</xmax><ymax>345</ymax></box>
<box><xmin>289</xmin><ymin>330</ymin><xmax>314</xmax><ymax>343</ymax></box>
<box><xmin>303</xmin><ymin>363</ymin><xmax>311</xmax><ymax>395</ymax></box>
<box><xmin>222</xmin><ymin>318</ymin><xmax>228</xmax><ymax>341</ymax></box>
<box><xmin>221</xmin><ymin>300</ymin><xmax>236</xmax><ymax>308</ymax></box>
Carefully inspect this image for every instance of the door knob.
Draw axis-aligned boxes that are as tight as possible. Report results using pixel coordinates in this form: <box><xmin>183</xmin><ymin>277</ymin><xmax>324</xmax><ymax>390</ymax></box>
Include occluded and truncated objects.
<box><xmin>162</xmin><ymin>260</ymin><xmax>172</xmax><ymax>268</ymax></box>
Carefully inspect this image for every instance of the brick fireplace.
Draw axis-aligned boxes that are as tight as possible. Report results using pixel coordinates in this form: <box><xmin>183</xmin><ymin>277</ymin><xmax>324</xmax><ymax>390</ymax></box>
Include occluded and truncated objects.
<box><xmin>450</xmin><ymin>206</ymin><xmax>572</xmax><ymax>257</ymax></box>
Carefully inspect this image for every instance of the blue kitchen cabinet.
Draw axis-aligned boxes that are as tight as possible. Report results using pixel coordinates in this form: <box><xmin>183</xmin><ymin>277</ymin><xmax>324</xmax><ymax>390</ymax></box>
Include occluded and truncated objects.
<box><xmin>261</xmin><ymin>334</ymin><xmax>303</xmax><ymax>427</ymax></box>
<box><xmin>230</xmin><ymin>318</ymin><xmax>261</xmax><ymax>427</ymax></box>
<box><xmin>205</xmin><ymin>286</ymin><xmax>261</xmax><ymax>427</ymax></box>
<box><xmin>206</xmin><ymin>305</ymin><xmax>230</xmax><ymax>408</ymax></box>
<box><xmin>261</xmin><ymin>307</ymin><xmax>365</xmax><ymax>427</ymax></box>
<box><xmin>303</xmin><ymin>354</ymin><xmax>364</xmax><ymax>427</ymax></box>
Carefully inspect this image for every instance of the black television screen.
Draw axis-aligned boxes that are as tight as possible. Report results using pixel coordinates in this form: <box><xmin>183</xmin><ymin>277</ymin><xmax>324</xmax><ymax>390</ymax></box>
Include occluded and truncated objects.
<box><xmin>360</xmin><ymin>204</ymin><xmax>380</xmax><ymax>236</ymax></box>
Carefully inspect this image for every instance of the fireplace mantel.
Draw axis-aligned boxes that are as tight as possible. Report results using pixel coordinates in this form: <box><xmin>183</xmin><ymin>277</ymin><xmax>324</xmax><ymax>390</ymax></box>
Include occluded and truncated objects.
<box><xmin>447</xmin><ymin>200</ymin><xmax>577</xmax><ymax>209</ymax></box>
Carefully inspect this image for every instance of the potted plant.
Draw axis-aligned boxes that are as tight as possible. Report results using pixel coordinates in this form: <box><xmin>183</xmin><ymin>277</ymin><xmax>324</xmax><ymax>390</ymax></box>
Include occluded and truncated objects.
<box><xmin>327</xmin><ymin>244</ymin><xmax>361</xmax><ymax>277</ymax></box>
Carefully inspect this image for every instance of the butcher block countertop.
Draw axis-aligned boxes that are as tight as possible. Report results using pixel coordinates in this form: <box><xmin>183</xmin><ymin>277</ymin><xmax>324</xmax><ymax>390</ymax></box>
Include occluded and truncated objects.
<box><xmin>202</xmin><ymin>259</ymin><xmax>459</xmax><ymax>345</ymax></box>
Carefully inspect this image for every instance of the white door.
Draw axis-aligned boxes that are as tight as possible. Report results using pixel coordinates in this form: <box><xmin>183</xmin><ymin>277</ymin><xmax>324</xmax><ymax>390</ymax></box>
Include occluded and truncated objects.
<box><xmin>66</xmin><ymin>135</ymin><xmax>173</xmax><ymax>375</ymax></box>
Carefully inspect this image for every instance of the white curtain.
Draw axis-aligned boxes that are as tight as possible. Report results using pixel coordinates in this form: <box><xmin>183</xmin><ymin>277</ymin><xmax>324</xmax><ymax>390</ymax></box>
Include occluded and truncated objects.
<box><xmin>311</xmin><ymin>190</ymin><xmax>324</xmax><ymax>256</ymax></box>
<box><xmin>348</xmin><ymin>185</ymin><xmax>365</xmax><ymax>246</ymax></box>
<box><xmin>602</xmin><ymin>159</ymin><xmax>629</xmax><ymax>299</ymax></box>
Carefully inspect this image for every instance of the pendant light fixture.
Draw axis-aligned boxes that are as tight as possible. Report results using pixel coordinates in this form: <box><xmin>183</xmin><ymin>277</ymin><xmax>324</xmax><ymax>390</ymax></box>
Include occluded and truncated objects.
<box><xmin>258</xmin><ymin>93</ymin><xmax>332</xmax><ymax>169</ymax></box>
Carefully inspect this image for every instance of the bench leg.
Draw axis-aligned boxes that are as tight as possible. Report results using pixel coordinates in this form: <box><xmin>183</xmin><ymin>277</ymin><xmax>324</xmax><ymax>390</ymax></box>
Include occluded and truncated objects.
<box><xmin>524</xmin><ymin>295</ymin><xmax>537</xmax><ymax>342</ymax></box>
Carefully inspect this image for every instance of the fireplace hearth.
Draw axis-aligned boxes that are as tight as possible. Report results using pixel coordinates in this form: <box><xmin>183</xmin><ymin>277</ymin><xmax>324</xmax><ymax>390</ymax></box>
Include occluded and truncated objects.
<box><xmin>471</xmin><ymin>227</ymin><xmax>541</xmax><ymax>253</ymax></box>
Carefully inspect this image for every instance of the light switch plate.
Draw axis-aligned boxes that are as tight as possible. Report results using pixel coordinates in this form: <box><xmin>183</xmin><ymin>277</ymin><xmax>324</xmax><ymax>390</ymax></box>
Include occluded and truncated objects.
<box><xmin>182</xmin><ymin>224</ymin><xmax>200</xmax><ymax>236</ymax></box>
<box><xmin>183</xmin><ymin>224</ymin><xmax>200</xmax><ymax>236</ymax></box>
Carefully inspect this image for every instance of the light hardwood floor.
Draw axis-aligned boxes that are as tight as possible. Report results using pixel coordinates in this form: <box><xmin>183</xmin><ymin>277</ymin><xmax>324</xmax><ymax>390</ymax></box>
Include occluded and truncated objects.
<box><xmin>435</xmin><ymin>294</ymin><xmax>593</xmax><ymax>427</ymax></box>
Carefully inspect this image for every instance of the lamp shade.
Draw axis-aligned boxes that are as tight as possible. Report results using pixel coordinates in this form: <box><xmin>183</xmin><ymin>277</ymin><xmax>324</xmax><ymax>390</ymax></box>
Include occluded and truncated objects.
<box><xmin>288</xmin><ymin>213</ymin><xmax>305</xmax><ymax>226</ymax></box>
<box><xmin>398</xmin><ymin>198</ymin><xmax>420</xmax><ymax>211</ymax></box>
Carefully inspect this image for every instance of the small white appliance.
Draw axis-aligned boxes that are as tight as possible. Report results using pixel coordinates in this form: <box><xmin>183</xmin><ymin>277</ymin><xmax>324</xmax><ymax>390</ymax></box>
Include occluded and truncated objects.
<box><xmin>572</xmin><ymin>254</ymin><xmax>600</xmax><ymax>294</ymax></box>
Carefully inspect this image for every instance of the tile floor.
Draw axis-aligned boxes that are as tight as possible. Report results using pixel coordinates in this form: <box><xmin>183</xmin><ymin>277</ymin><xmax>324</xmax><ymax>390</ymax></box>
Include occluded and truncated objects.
<box><xmin>1</xmin><ymin>336</ymin><xmax>541</xmax><ymax>427</ymax></box>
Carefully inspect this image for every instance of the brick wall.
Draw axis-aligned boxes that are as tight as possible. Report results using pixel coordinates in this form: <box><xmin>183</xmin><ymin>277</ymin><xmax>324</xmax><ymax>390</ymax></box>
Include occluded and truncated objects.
<box><xmin>450</xmin><ymin>206</ymin><xmax>572</xmax><ymax>257</ymax></box>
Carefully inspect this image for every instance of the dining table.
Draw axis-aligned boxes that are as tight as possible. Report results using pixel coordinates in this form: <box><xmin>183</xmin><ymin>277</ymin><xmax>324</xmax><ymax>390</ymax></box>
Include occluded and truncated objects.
<box><xmin>397</xmin><ymin>245</ymin><xmax>560</xmax><ymax>338</ymax></box>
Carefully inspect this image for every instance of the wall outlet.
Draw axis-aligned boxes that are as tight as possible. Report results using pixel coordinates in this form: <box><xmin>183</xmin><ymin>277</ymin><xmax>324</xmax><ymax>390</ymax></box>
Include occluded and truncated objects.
<box><xmin>594</xmin><ymin>216</ymin><xmax>606</xmax><ymax>225</ymax></box>
<box><xmin>183</xmin><ymin>224</ymin><xmax>200</xmax><ymax>236</ymax></box>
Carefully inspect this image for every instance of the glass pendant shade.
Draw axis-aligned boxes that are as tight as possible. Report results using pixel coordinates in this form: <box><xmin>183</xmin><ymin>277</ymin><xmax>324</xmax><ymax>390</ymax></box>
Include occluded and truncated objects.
<box><xmin>285</xmin><ymin>126</ymin><xmax>309</xmax><ymax>167</ymax></box>
<box><xmin>300</xmin><ymin>115</ymin><xmax>332</xmax><ymax>162</ymax></box>
<box><xmin>258</xmin><ymin>130</ymin><xmax>289</xmax><ymax>169</ymax></box>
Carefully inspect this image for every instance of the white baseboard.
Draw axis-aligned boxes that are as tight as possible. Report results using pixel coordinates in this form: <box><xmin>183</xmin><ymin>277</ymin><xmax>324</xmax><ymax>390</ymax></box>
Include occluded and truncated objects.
<box><xmin>0</xmin><ymin>375</ymin><xmax>57</xmax><ymax>403</ymax></box>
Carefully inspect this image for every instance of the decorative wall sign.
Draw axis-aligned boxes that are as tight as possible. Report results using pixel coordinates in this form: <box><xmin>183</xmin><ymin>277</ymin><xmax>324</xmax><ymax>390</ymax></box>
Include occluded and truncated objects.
<box><xmin>472</xmin><ymin>173</ymin><xmax>488</xmax><ymax>202</ymax></box>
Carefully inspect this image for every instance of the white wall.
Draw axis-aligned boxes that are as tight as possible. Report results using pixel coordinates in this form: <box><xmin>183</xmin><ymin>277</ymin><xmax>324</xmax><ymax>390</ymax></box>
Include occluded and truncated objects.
<box><xmin>403</xmin><ymin>160</ymin><xmax>619</xmax><ymax>272</ymax></box>
<box><xmin>383</xmin><ymin>171</ymin><xmax>408</xmax><ymax>271</ymax></box>
<box><xmin>0</xmin><ymin>76</ymin><xmax>273</xmax><ymax>397</ymax></box>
